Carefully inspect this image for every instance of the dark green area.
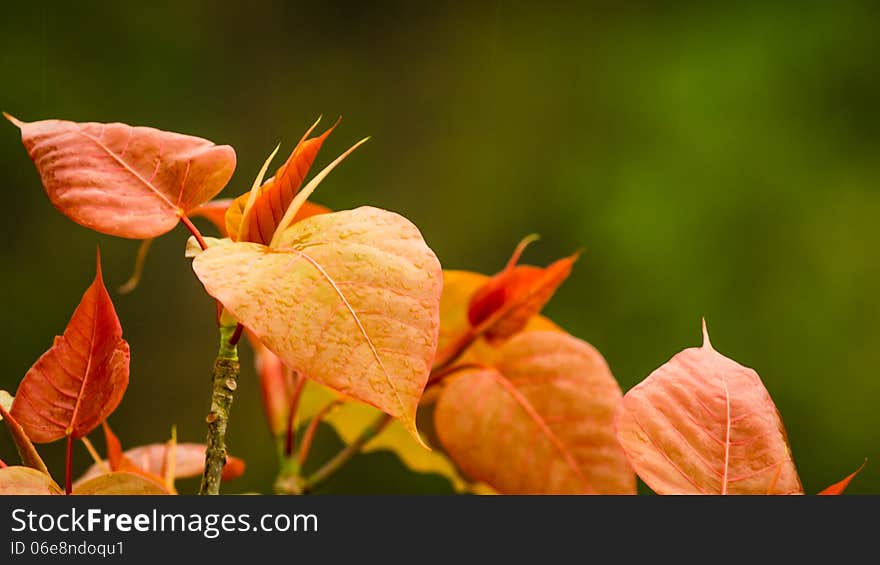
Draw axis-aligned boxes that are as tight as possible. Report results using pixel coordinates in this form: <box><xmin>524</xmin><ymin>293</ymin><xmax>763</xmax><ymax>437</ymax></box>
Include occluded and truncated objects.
<box><xmin>1</xmin><ymin>2</ymin><xmax>878</xmax><ymax>494</ymax></box>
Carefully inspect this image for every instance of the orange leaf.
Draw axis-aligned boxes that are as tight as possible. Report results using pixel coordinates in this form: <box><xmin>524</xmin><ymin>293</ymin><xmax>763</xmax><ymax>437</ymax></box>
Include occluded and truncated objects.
<box><xmin>192</xmin><ymin>207</ymin><xmax>442</xmax><ymax>442</ymax></box>
<box><xmin>0</xmin><ymin>466</ymin><xmax>63</xmax><ymax>495</ymax></box>
<box><xmin>818</xmin><ymin>460</ymin><xmax>867</xmax><ymax>495</ymax></box>
<box><xmin>434</xmin><ymin>331</ymin><xmax>635</xmax><ymax>494</ymax></box>
<box><xmin>76</xmin><ymin>443</ymin><xmax>245</xmax><ymax>486</ymax></box>
<box><xmin>0</xmin><ymin>402</ymin><xmax>50</xmax><ymax>474</ymax></box>
<box><xmin>467</xmin><ymin>237</ymin><xmax>576</xmax><ymax>343</ymax></box>
<box><xmin>614</xmin><ymin>320</ymin><xmax>803</xmax><ymax>495</ymax></box>
<box><xmin>11</xmin><ymin>251</ymin><xmax>130</xmax><ymax>442</ymax></box>
<box><xmin>6</xmin><ymin>114</ymin><xmax>236</xmax><ymax>239</ymax></box>
<box><xmin>226</xmin><ymin>119</ymin><xmax>336</xmax><ymax>243</ymax></box>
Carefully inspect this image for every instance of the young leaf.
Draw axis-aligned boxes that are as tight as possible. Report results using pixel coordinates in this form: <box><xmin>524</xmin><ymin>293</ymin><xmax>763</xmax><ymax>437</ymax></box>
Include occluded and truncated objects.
<box><xmin>434</xmin><ymin>331</ymin><xmax>635</xmax><ymax>494</ymax></box>
<box><xmin>614</xmin><ymin>321</ymin><xmax>803</xmax><ymax>495</ymax></box>
<box><xmin>226</xmin><ymin>119</ymin><xmax>337</xmax><ymax>244</ymax></box>
<box><xmin>0</xmin><ymin>403</ymin><xmax>50</xmax><ymax>474</ymax></box>
<box><xmin>468</xmin><ymin>237</ymin><xmax>577</xmax><ymax>343</ymax></box>
<box><xmin>10</xmin><ymin>252</ymin><xmax>130</xmax><ymax>443</ymax></box>
<box><xmin>0</xmin><ymin>390</ymin><xmax>12</xmax><ymax>416</ymax></box>
<box><xmin>193</xmin><ymin>206</ymin><xmax>443</xmax><ymax>441</ymax></box>
<box><xmin>6</xmin><ymin>115</ymin><xmax>236</xmax><ymax>239</ymax></box>
<box><xmin>436</xmin><ymin>270</ymin><xmax>561</xmax><ymax>369</ymax></box>
<box><xmin>0</xmin><ymin>466</ymin><xmax>63</xmax><ymax>495</ymax></box>
<box><xmin>75</xmin><ymin>443</ymin><xmax>245</xmax><ymax>486</ymax></box>
<box><xmin>818</xmin><ymin>460</ymin><xmax>867</xmax><ymax>495</ymax></box>
<box><xmin>73</xmin><ymin>471</ymin><xmax>169</xmax><ymax>495</ymax></box>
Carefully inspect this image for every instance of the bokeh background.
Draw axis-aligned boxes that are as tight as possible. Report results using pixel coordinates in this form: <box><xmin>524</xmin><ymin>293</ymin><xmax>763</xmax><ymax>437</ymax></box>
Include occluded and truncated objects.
<box><xmin>1</xmin><ymin>1</ymin><xmax>878</xmax><ymax>494</ymax></box>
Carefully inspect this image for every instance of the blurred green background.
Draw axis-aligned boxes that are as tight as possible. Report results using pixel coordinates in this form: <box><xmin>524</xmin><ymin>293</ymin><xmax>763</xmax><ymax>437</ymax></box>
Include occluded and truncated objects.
<box><xmin>1</xmin><ymin>1</ymin><xmax>878</xmax><ymax>494</ymax></box>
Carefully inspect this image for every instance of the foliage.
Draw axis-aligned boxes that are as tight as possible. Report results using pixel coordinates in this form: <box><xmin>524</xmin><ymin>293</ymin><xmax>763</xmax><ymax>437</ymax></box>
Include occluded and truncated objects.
<box><xmin>0</xmin><ymin>114</ymin><xmax>865</xmax><ymax>495</ymax></box>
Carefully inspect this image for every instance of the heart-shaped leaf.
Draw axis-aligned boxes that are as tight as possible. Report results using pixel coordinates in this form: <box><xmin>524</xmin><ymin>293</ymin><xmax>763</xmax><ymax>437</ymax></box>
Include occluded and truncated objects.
<box><xmin>6</xmin><ymin>115</ymin><xmax>236</xmax><ymax>239</ymax></box>
<box><xmin>73</xmin><ymin>471</ymin><xmax>169</xmax><ymax>495</ymax></box>
<box><xmin>818</xmin><ymin>460</ymin><xmax>866</xmax><ymax>495</ymax></box>
<box><xmin>0</xmin><ymin>466</ymin><xmax>62</xmax><ymax>495</ymax></box>
<box><xmin>192</xmin><ymin>206</ymin><xmax>442</xmax><ymax>440</ymax></box>
<box><xmin>434</xmin><ymin>330</ymin><xmax>635</xmax><ymax>494</ymax></box>
<box><xmin>11</xmin><ymin>252</ymin><xmax>130</xmax><ymax>442</ymax></box>
<box><xmin>226</xmin><ymin>120</ymin><xmax>336</xmax><ymax>244</ymax></box>
<box><xmin>614</xmin><ymin>321</ymin><xmax>803</xmax><ymax>495</ymax></box>
<box><xmin>0</xmin><ymin>403</ymin><xmax>50</xmax><ymax>474</ymax></box>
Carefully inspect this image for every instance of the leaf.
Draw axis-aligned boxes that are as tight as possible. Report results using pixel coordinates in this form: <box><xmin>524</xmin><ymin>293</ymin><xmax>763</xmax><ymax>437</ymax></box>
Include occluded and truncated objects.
<box><xmin>818</xmin><ymin>460</ymin><xmax>867</xmax><ymax>495</ymax></box>
<box><xmin>434</xmin><ymin>331</ymin><xmax>635</xmax><ymax>494</ymax></box>
<box><xmin>75</xmin><ymin>443</ymin><xmax>245</xmax><ymax>486</ymax></box>
<box><xmin>0</xmin><ymin>467</ymin><xmax>62</xmax><ymax>495</ymax></box>
<box><xmin>193</xmin><ymin>206</ymin><xmax>443</xmax><ymax>440</ymax></box>
<box><xmin>226</xmin><ymin>119</ymin><xmax>336</xmax><ymax>244</ymax></box>
<box><xmin>614</xmin><ymin>321</ymin><xmax>803</xmax><ymax>495</ymax></box>
<box><xmin>0</xmin><ymin>403</ymin><xmax>50</xmax><ymax>474</ymax></box>
<box><xmin>10</xmin><ymin>251</ymin><xmax>130</xmax><ymax>442</ymax></box>
<box><xmin>468</xmin><ymin>236</ymin><xmax>577</xmax><ymax>343</ymax></box>
<box><xmin>73</xmin><ymin>471</ymin><xmax>169</xmax><ymax>495</ymax></box>
<box><xmin>6</xmin><ymin>114</ymin><xmax>236</xmax><ymax>239</ymax></box>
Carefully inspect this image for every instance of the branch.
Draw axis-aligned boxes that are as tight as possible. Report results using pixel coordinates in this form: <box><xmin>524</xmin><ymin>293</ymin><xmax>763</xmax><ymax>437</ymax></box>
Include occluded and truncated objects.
<box><xmin>199</xmin><ymin>324</ymin><xmax>240</xmax><ymax>495</ymax></box>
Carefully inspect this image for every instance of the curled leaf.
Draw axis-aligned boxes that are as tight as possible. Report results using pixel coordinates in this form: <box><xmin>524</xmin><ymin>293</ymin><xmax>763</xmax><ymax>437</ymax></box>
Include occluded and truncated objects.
<box><xmin>0</xmin><ymin>390</ymin><xmax>12</xmax><ymax>418</ymax></box>
<box><xmin>468</xmin><ymin>236</ymin><xmax>577</xmax><ymax>343</ymax></box>
<box><xmin>73</xmin><ymin>471</ymin><xmax>169</xmax><ymax>495</ymax></box>
<box><xmin>434</xmin><ymin>331</ymin><xmax>635</xmax><ymax>494</ymax></box>
<box><xmin>193</xmin><ymin>207</ymin><xmax>442</xmax><ymax>441</ymax></box>
<box><xmin>614</xmin><ymin>321</ymin><xmax>803</xmax><ymax>495</ymax></box>
<box><xmin>0</xmin><ymin>466</ymin><xmax>62</xmax><ymax>495</ymax></box>
<box><xmin>6</xmin><ymin>114</ymin><xmax>236</xmax><ymax>239</ymax></box>
<box><xmin>818</xmin><ymin>460</ymin><xmax>867</xmax><ymax>495</ymax></box>
<box><xmin>11</xmin><ymin>251</ymin><xmax>130</xmax><ymax>442</ymax></box>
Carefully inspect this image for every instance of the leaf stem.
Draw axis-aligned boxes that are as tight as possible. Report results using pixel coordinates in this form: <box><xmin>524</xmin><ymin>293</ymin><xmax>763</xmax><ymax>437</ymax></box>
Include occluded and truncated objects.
<box><xmin>65</xmin><ymin>435</ymin><xmax>73</xmax><ymax>495</ymax></box>
<box><xmin>302</xmin><ymin>412</ymin><xmax>391</xmax><ymax>493</ymax></box>
<box><xmin>199</xmin><ymin>324</ymin><xmax>240</xmax><ymax>495</ymax></box>
<box><xmin>180</xmin><ymin>215</ymin><xmax>208</xmax><ymax>251</ymax></box>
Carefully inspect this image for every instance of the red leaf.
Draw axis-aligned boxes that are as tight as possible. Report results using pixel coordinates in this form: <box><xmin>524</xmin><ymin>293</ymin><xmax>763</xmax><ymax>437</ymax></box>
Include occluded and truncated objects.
<box><xmin>6</xmin><ymin>114</ymin><xmax>236</xmax><ymax>239</ymax></box>
<box><xmin>467</xmin><ymin>236</ymin><xmax>577</xmax><ymax>343</ymax></box>
<box><xmin>11</xmin><ymin>251</ymin><xmax>130</xmax><ymax>442</ymax></box>
<box><xmin>615</xmin><ymin>320</ymin><xmax>803</xmax><ymax>495</ymax></box>
<box><xmin>226</xmin><ymin>119</ymin><xmax>336</xmax><ymax>244</ymax></box>
<box><xmin>819</xmin><ymin>460</ymin><xmax>867</xmax><ymax>495</ymax></box>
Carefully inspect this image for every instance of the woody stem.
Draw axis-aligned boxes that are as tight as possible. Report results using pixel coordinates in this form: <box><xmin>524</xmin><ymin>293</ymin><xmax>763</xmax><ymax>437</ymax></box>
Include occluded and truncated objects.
<box><xmin>199</xmin><ymin>324</ymin><xmax>240</xmax><ymax>495</ymax></box>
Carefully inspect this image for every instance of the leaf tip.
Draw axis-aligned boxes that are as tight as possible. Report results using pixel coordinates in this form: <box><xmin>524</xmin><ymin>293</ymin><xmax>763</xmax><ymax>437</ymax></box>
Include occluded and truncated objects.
<box><xmin>701</xmin><ymin>318</ymin><xmax>712</xmax><ymax>349</ymax></box>
<box><xmin>506</xmin><ymin>233</ymin><xmax>541</xmax><ymax>269</ymax></box>
<box><xmin>2</xmin><ymin>111</ymin><xmax>24</xmax><ymax>128</ymax></box>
